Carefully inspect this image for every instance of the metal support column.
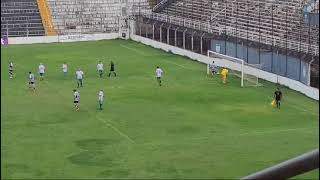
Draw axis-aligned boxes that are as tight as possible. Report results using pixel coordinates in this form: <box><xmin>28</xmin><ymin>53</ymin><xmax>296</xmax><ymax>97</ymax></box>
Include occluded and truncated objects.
<box><xmin>160</xmin><ymin>23</ymin><xmax>164</xmax><ymax>42</ymax></box>
<box><xmin>183</xmin><ymin>29</ymin><xmax>187</xmax><ymax>49</ymax></box>
<box><xmin>6</xmin><ymin>22</ymin><xmax>9</xmax><ymax>37</ymax></box>
<box><xmin>145</xmin><ymin>24</ymin><xmax>148</xmax><ymax>38</ymax></box>
<box><xmin>101</xmin><ymin>18</ymin><xmax>103</xmax><ymax>32</ymax></box>
<box><xmin>174</xmin><ymin>27</ymin><xmax>179</xmax><ymax>47</ymax></box>
<box><xmin>152</xmin><ymin>23</ymin><xmax>155</xmax><ymax>40</ymax></box>
<box><xmin>308</xmin><ymin>57</ymin><xmax>315</xmax><ymax>86</ymax></box>
<box><xmin>201</xmin><ymin>33</ymin><xmax>205</xmax><ymax>54</ymax></box>
<box><xmin>191</xmin><ymin>31</ymin><xmax>196</xmax><ymax>52</ymax></box>
<box><xmin>27</xmin><ymin>24</ymin><xmax>29</xmax><ymax>37</ymax></box>
<box><xmin>167</xmin><ymin>25</ymin><xmax>171</xmax><ymax>44</ymax></box>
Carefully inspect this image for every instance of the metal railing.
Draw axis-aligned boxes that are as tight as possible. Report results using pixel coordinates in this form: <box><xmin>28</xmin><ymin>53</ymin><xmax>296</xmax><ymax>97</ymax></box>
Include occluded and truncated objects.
<box><xmin>152</xmin><ymin>0</ymin><xmax>176</xmax><ymax>12</ymax></box>
<box><xmin>242</xmin><ymin>149</ymin><xmax>319</xmax><ymax>179</ymax></box>
<box><xmin>135</xmin><ymin>11</ymin><xmax>319</xmax><ymax>56</ymax></box>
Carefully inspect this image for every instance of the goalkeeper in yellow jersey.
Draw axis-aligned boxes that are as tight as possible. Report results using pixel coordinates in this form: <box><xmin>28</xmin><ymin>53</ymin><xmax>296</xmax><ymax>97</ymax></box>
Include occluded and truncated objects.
<box><xmin>220</xmin><ymin>67</ymin><xmax>229</xmax><ymax>84</ymax></box>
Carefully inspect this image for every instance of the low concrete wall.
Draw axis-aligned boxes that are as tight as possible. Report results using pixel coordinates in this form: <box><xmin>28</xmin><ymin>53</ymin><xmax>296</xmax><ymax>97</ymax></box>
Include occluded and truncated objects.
<box><xmin>7</xmin><ymin>33</ymin><xmax>119</xmax><ymax>44</ymax></box>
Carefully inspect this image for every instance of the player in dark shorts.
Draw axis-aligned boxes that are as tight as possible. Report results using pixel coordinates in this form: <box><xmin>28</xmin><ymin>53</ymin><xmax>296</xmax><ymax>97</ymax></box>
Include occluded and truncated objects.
<box><xmin>108</xmin><ymin>61</ymin><xmax>117</xmax><ymax>77</ymax></box>
<box><xmin>274</xmin><ymin>87</ymin><xmax>282</xmax><ymax>109</ymax></box>
<box><xmin>8</xmin><ymin>62</ymin><xmax>14</xmax><ymax>79</ymax></box>
<box><xmin>73</xmin><ymin>89</ymin><xmax>80</xmax><ymax>111</ymax></box>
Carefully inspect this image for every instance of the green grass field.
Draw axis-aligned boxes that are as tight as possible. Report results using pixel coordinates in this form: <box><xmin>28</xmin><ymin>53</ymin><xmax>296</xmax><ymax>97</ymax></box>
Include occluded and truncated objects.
<box><xmin>1</xmin><ymin>39</ymin><xmax>319</xmax><ymax>179</ymax></box>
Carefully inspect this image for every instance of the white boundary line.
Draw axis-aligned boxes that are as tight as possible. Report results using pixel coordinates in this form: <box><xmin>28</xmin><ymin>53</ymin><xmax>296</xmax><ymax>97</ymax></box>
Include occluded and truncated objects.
<box><xmin>267</xmin><ymin>96</ymin><xmax>319</xmax><ymax>117</ymax></box>
<box><xmin>140</xmin><ymin>127</ymin><xmax>319</xmax><ymax>147</ymax></box>
<box><xmin>238</xmin><ymin>127</ymin><xmax>319</xmax><ymax>136</ymax></box>
<box><xmin>120</xmin><ymin>44</ymin><xmax>145</xmax><ymax>55</ymax></box>
<box><xmin>96</xmin><ymin>116</ymin><xmax>135</xmax><ymax>144</ymax></box>
<box><xmin>120</xmin><ymin>44</ymin><xmax>194</xmax><ymax>70</ymax></box>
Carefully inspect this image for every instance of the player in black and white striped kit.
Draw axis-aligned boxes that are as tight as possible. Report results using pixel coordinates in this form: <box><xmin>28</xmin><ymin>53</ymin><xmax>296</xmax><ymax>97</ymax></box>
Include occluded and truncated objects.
<box><xmin>8</xmin><ymin>62</ymin><xmax>14</xmax><ymax>79</ymax></box>
<box><xmin>28</xmin><ymin>72</ymin><xmax>36</xmax><ymax>92</ymax></box>
<box><xmin>73</xmin><ymin>89</ymin><xmax>80</xmax><ymax>111</ymax></box>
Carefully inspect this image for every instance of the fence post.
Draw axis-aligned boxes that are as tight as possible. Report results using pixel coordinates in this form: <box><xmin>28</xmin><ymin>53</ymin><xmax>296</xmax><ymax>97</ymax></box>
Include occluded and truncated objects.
<box><xmin>201</xmin><ymin>33</ymin><xmax>205</xmax><ymax>54</ymax></box>
<box><xmin>152</xmin><ymin>23</ymin><xmax>155</xmax><ymax>40</ymax></box>
<box><xmin>101</xmin><ymin>17</ymin><xmax>103</xmax><ymax>32</ymax></box>
<box><xmin>167</xmin><ymin>25</ymin><xmax>170</xmax><ymax>44</ymax></box>
<box><xmin>174</xmin><ymin>27</ymin><xmax>178</xmax><ymax>46</ymax></box>
<box><xmin>183</xmin><ymin>29</ymin><xmax>187</xmax><ymax>49</ymax></box>
<box><xmin>160</xmin><ymin>23</ymin><xmax>163</xmax><ymax>42</ymax></box>
<box><xmin>6</xmin><ymin>22</ymin><xmax>9</xmax><ymax>37</ymax></box>
<box><xmin>146</xmin><ymin>24</ymin><xmax>148</xmax><ymax>38</ymax></box>
<box><xmin>27</xmin><ymin>24</ymin><xmax>29</xmax><ymax>37</ymax></box>
<box><xmin>308</xmin><ymin>57</ymin><xmax>314</xmax><ymax>86</ymax></box>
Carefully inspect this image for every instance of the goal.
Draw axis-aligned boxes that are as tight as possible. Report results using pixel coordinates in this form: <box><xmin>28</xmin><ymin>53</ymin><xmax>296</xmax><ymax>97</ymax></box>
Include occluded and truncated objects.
<box><xmin>207</xmin><ymin>50</ymin><xmax>263</xmax><ymax>87</ymax></box>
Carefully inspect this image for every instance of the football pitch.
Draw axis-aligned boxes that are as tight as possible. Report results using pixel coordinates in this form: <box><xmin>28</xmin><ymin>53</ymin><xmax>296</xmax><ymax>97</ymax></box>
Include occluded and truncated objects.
<box><xmin>1</xmin><ymin>39</ymin><xmax>319</xmax><ymax>179</ymax></box>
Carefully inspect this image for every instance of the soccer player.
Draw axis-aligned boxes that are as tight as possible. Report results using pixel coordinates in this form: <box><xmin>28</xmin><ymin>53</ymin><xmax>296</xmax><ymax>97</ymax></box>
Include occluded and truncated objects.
<box><xmin>220</xmin><ymin>67</ymin><xmax>229</xmax><ymax>84</ymax></box>
<box><xmin>62</xmin><ymin>62</ymin><xmax>68</xmax><ymax>75</ymax></box>
<box><xmin>8</xmin><ymin>62</ymin><xmax>14</xmax><ymax>79</ymax></box>
<box><xmin>28</xmin><ymin>72</ymin><xmax>36</xmax><ymax>92</ymax></box>
<box><xmin>274</xmin><ymin>87</ymin><xmax>282</xmax><ymax>109</ymax></box>
<box><xmin>38</xmin><ymin>63</ymin><xmax>46</xmax><ymax>80</ymax></box>
<box><xmin>108</xmin><ymin>61</ymin><xmax>117</xmax><ymax>77</ymax></box>
<box><xmin>97</xmin><ymin>61</ymin><xmax>104</xmax><ymax>78</ymax></box>
<box><xmin>73</xmin><ymin>89</ymin><xmax>80</xmax><ymax>111</ymax></box>
<box><xmin>156</xmin><ymin>66</ymin><xmax>164</xmax><ymax>86</ymax></box>
<box><xmin>98</xmin><ymin>90</ymin><xmax>104</xmax><ymax>110</ymax></box>
<box><xmin>209</xmin><ymin>61</ymin><xmax>218</xmax><ymax>76</ymax></box>
<box><xmin>75</xmin><ymin>68</ymin><xmax>84</xmax><ymax>88</ymax></box>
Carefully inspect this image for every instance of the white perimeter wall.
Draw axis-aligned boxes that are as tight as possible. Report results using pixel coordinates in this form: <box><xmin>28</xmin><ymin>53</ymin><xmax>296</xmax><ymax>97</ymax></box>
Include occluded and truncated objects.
<box><xmin>131</xmin><ymin>35</ymin><xmax>319</xmax><ymax>100</ymax></box>
<box><xmin>7</xmin><ymin>33</ymin><xmax>119</xmax><ymax>44</ymax></box>
<box><xmin>5</xmin><ymin>33</ymin><xmax>318</xmax><ymax>100</ymax></box>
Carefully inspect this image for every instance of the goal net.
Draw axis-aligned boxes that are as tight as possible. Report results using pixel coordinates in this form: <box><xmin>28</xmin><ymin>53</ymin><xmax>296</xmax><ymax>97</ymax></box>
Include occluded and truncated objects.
<box><xmin>207</xmin><ymin>50</ymin><xmax>263</xmax><ymax>87</ymax></box>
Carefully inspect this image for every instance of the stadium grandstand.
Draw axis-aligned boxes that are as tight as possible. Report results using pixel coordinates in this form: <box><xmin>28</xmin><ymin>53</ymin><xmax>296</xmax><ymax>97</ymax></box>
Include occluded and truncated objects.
<box><xmin>1</xmin><ymin>0</ymin><xmax>319</xmax><ymax>179</ymax></box>
<box><xmin>135</xmin><ymin>0</ymin><xmax>319</xmax><ymax>88</ymax></box>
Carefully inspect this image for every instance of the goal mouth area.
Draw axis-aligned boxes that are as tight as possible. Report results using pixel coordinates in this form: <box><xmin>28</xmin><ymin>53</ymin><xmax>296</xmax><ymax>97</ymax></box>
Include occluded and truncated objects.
<box><xmin>230</xmin><ymin>70</ymin><xmax>264</xmax><ymax>87</ymax></box>
<box><xmin>207</xmin><ymin>50</ymin><xmax>264</xmax><ymax>87</ymax></box>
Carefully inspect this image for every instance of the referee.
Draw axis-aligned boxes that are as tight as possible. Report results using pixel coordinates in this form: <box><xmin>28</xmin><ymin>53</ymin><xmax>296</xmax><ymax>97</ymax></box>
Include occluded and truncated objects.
<box><xmin>274</xmin><ymin>87</ymin><xmax>282</xmax><ymax>109</ymax></box>
<box><xmin>108</xmin><ymin>61</ymin><xmax>117</xmax><ymax>77</ymax></box>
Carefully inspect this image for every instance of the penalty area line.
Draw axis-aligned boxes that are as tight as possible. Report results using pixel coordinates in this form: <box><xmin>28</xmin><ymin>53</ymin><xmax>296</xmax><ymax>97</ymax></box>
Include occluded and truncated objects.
<box><xmin>161</xmin><ymin>59</ymin><xmax>194</xmax><ymax>70</ymax></box>
<box><xmin>96</xmin><ymin>116</ymin><xmax>135</xmax><ymax>144</ymax></box>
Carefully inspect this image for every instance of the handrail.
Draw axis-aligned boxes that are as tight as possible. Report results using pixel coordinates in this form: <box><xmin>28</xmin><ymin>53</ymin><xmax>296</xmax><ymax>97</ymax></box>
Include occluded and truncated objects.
<box><xmin>152</xmin><ymin>0</ymin><xmax>176</xmax><ymax>12</ymax></box>
<box><xmin>241</xmin><ymin>149</ymin><xmax>319</xmax><ymax>179</ymax></box>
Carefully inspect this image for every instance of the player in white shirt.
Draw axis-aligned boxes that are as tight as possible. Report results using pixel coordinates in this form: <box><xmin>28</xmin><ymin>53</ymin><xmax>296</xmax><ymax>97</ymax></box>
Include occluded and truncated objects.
<box><xmin>62</xmin><ymin>62</ymin><xmax>68</xmax><ymax>75</ymax></box>
<box><xmin>75</xmin><ymin>69</ymin><xmax>84</xmax><ymax>88</ymax></box>
<box><xmin>98</xmin><ymin>90</ymin><xmax>104</xmax><ymax>110</ymax></box>
<box><xmin>97</xmin><ymin>61</ymin><xmax>104</xmax><ymax>78</ymax></box>
<box><xmin>28</xmin><ymin>71</ymin><xmax>36</xmax><ymax>92</ymax></box>
<box><xmin>73</xmin><ymin>89</ymin><xmax>80</xmax><ymax>111</ymax></box>
<box><xmin>156</xmin><ymin>66</ymin><xmax>164</xmax><ymax>86</ymax></box>
<box><xmin>38</xmin><ymin>63</ymin><xmax>46</xmax><ymax>80</ymax></box>
<box><xmin>209</xmin><ymin>60</ymin><xmax>218</xmax><ymax>76</ymax></box>
<box><xmin>8</xmin><ymin>62</ymin><xmax>14</xmax><ymax>79</ymax></box>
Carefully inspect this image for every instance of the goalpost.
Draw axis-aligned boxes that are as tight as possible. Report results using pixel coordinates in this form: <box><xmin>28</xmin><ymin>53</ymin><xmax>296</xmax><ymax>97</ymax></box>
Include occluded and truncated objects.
<box><xmin>207</xmin><ymin>50</ymin><xmax>263</xmax><ymax>87</ymax></box>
